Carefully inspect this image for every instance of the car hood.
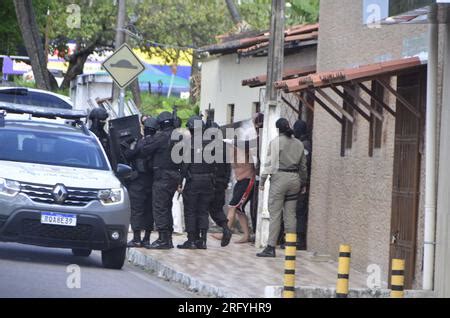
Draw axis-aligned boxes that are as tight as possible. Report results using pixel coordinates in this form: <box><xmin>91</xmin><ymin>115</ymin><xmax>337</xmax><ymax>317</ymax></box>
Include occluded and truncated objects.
<box><xmin>0</xmin><ymin>161</ymin><xmax>121</xmax><ymax>189</ymax></box>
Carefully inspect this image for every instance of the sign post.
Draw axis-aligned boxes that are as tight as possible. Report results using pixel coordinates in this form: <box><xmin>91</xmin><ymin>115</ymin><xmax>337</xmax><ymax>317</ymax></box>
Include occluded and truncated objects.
<box><xmin>102</xmin><ymin>43</ymin><xmax>145</xmax><ymax>118</ymax></box>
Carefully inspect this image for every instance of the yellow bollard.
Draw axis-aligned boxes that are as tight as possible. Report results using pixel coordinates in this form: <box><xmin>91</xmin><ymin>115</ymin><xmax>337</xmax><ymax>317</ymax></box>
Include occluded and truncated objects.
<box><xmin>390</xmin><ymin>259</ymin><xmax>405</xmax><ymax>298</ymax></box>
<box><xmin>336</xmin><ymin>244</ymin><xmax>351</xmax><ymax>298</ymax></box>
<box><xmin>283</xmin><ymin>233</ymin><xmax>297</xmax><ymax>298</ymax></box>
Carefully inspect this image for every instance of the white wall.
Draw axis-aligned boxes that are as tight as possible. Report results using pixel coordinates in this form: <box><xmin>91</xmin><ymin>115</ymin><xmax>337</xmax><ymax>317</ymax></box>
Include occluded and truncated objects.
<box><xmin>200</xmin><ymin>47</ymin><xmax>317</xmax><ymax>125</ymax></box>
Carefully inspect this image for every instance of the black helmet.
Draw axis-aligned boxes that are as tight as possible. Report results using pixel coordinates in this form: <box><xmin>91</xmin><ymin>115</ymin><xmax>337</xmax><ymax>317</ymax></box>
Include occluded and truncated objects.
<box><xmin>293</xmin><ymin>119</ymin><xmax>308</xmax><ymax>140</ymax></box>
<box><xmin>157</xmin><ymin>111</ymin><xmax>174</xmax><ymax>126</ymax></box>
<box><xmin>89</xmin><ymin>107</ymin><xmax>109</xmax><ymax>121</ymax></box>
<box><xmin>144</xmin><ymin>117</ymin><xmax>159</xmax><ymax>130</ymax></box>
<box><xmin>186</xmin><ymin>115</ymin><xmax>204</xmax><ymax>130</ymax></box>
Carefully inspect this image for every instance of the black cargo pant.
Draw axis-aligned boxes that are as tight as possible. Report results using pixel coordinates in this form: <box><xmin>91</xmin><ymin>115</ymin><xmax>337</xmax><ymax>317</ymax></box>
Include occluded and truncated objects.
<box><xmin>129</xmin><ymin>173</ymin><xmax>153</xmax><ymax>231</ymax></box>
<box><xmin>183</xmin><ymin>174</ymin><xmax>214</xmax><ymax>233</ymax></box>
<box><xmin>208</xmin><ymin>180</ymin><xmax>228</xmax><ymax>227</ymax></box>
<box><xmin>296</xmin><ymin>192</ymin><xmax>309</xmax><ymax>235</ymax></box>
<box><xmin>152</xmin><ymin>169</ymin><xmax>180</xmax><ymax>232</ymax></box>
<box><xmin>250</xmin><ymin>180</ymin><xmax>259</xmax><ymax>234</ymax></box>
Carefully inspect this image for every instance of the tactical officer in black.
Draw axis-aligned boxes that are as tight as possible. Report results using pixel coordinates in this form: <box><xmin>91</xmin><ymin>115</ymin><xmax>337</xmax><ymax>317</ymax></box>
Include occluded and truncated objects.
<box><xmin>293</xmin><ymin>119</ymin><xmax>312</xmax><ymax>250</ymax></box>
<box><xmin>89</xmin><ymin>107</ymin><xmax>111</xmax><ymax>161</ymax></box>
<box><xmin>123</xmin><ymin>117</ymin><xmax>159</xmax><ymax>248</ymax></box>
<box><xmin>178</xmin><ymin>116</ymin><xmax>215</xmax><ymax>250</ymax></box>
<box><xmin>140</xmin><ymin>111</ymin><xmax>180</xmax><ymax>250</ymax></box>
<box><xmin>207</xmin><ymin>122</ymin><xmax>232</xmax><ymax>247</ymax></box>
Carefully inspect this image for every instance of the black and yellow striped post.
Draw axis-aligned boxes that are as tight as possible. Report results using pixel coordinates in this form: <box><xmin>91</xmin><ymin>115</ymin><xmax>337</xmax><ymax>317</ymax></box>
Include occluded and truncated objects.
<box><xmin>390</xmin><ymin>259</ymin><xmax>405</xmax><ymax>298</ymax></box>
<box><xmin>336</xmin><ymin>244</ymin><xmax>351</xmax><ymax>298</ymax></box>
<box><xmin>283</xmin><ymin>233</ymin><xmax>297</xmax><ymax>298</ymax></box>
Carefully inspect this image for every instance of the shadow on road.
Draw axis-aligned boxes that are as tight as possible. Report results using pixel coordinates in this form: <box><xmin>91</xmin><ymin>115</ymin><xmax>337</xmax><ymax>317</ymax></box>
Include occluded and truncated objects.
<box><xmin>0</xmin><ymin>243</ymin><xmax>103</xmax><ymax>268</ymax></box>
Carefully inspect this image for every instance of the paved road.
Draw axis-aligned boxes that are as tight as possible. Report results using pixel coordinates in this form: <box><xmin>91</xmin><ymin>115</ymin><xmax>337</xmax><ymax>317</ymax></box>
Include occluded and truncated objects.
<box><xmin>0</xmin><ymin>243</ymin><xmax>194</xmax><ymax>298</ymax></box>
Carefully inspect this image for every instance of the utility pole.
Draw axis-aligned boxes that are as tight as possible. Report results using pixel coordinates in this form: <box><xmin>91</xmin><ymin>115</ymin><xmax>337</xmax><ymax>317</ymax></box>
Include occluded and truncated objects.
<box><xmin>113</xmin><ymin>0</ymin><xmax>127</xmax><ymax>117</ymax></box>
<box><xmin>255</xmin><ymin>0</ymin><xmax>285</xmax><ymax>248</ymax></box>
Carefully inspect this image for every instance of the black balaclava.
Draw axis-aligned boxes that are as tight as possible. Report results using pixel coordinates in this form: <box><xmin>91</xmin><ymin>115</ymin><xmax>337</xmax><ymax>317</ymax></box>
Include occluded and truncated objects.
<box><xmin>293</xmin><ymin>120</ymin><xmax>308</xmax><ymax>141</ymax></box>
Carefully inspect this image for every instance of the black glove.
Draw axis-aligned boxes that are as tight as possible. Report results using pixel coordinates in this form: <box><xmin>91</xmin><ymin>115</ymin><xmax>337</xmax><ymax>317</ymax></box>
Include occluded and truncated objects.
<box><xmin>120</xmin><ymin>137</ymin><xmax>136</xmax><ymax>150</ymax></box>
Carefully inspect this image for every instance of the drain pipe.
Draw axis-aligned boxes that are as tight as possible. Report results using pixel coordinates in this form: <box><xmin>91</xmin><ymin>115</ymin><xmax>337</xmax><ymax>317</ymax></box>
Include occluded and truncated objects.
<box><xmin>423</xmin><ymin>6</ymin><xmax>439</xmax><ymax>291</ymax></box>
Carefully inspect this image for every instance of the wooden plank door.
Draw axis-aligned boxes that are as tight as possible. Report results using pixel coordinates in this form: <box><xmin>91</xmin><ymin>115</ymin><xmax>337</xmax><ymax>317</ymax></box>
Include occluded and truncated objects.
<box><xmin>389</xmin><ymin>70</ymin><xmax>425</xmax><ymax>289</ymax></box>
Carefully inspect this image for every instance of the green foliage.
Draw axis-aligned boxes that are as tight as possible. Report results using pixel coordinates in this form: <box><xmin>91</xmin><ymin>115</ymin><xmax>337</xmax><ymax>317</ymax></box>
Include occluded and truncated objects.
<box><xmin>0</xmin><ymin>0</ymin><xmax>52</xmax><ymax>55</ymax></box>
<box><xmin>135</xmin><ymin>0</ymin><xmax>233</xmax><ymax>65</ymax></box>
<box><xmin>133</xmin><ymin>0</ymin><xmax>320</xmax><ymax>66</ymax></box>
<box><xmin>139</xmin><ymin>94</ymin><xmax>199</xmax><ymax>125</ymax></box>
<box><xmin>238</xmin><ymin>0</ymin><xmax>320</xmax><ymax>30</ymax></box>
<box><xmin>13</xmin><ymin>78</ymin><xmax>37</xmax><ymax>89</ymax></box>
<box><xmin>0</xmin><ymin>1</ymin><xmax>21</xmax><ymax>55</ymax></box>
<box><xmin>48</xmin><ymin>0</ymin><xmax>117</xmax><ymax>58</ymax></box>
<box><xmin>287</xmin><ymin>0</ymin><xmax>320</xmax><ymax>25</ymax></box>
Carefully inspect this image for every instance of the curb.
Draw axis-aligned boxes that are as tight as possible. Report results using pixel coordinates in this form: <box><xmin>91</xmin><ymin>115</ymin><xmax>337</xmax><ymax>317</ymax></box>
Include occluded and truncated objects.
<box><xmin>264</xmin><ymin>286</ymin><xmax>436</xmax><ymax>298</ymax></box>
<box><xmin>127</xmin><ymin>248</ymin><xmax>242</xmax><ymax>298</ymax></box>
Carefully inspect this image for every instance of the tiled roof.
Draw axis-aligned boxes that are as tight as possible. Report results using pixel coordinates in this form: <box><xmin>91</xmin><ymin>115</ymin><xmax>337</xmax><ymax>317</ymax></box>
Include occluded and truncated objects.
<box><xmin>199</xmin><ymin>23</ymin><xmax>319</xmax><ymax>56</ymax></box>
<box><xmin>242</xmin><ymin>65</ymin><xmax>316</xmax><ymax>88</ymax></box>
<box><xmin>275</xmin><ymin>57</ymin><xmax>424</xmax><ymax>93</ymax></box>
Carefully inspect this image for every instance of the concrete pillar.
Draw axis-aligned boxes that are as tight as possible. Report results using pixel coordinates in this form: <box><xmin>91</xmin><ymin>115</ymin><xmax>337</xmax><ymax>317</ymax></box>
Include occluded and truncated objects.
<box><xmin>435</xmin><ymin>21</ymin><xmax>450</xmax><ymax>297</ymax></box>
<box><xmin>255</xmin><ymin>0</ymin><xmax>285</xmax><ymax>248</ymax></box>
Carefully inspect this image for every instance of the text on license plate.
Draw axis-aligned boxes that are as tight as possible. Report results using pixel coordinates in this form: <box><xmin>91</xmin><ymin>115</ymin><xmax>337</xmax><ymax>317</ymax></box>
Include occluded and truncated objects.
<box><xmin>41</xmin><ymin>212</ymin><xmax>77</xmax><ymax>227</ymax></box>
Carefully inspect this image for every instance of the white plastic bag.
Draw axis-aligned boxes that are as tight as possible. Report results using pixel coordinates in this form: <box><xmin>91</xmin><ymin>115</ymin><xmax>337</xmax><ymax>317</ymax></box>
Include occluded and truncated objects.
<box><xmin>172</xmin><ymin>192</ymin><xmax>184</xmax><ymax>234</ymax></box>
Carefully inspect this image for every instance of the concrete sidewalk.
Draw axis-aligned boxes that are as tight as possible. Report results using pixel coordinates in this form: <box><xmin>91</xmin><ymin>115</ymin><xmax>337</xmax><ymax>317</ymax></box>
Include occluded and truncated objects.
<box><xmin>127</xmin><ymin>232</ymin><xmax>375</xmax><ymax>298</ymax></box>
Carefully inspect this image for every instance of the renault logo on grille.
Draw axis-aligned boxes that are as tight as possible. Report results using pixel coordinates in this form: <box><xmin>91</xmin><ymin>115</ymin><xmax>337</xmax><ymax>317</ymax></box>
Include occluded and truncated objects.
<box><xmin>52</xmin><ymin>184</ymin><xmax>68</xmax><ymax>204</ymax></box>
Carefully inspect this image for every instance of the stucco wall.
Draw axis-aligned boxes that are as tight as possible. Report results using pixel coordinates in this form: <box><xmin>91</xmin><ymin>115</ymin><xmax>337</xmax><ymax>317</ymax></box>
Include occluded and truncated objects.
<box><xmin>200</xmin><ymin>47</ymin><xmax>317</xmax><ymax>125</ymax></box>
<box><xmin>308</xmin><ymin>0</ymin><xmax>428</xmax><ymax>288</ymax></box>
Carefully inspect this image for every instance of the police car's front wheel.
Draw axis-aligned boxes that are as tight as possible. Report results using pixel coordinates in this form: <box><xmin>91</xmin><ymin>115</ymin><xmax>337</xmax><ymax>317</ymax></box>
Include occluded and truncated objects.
<box><xmin>101</xmin><ymin>246</ymin><xmax>126</xmax><ymax>269</ymax></box>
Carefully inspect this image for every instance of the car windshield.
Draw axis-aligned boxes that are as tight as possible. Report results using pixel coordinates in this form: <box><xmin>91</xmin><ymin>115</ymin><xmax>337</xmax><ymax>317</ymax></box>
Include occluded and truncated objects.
<box><xmin>0</xmin><ymin>129</ymin><xmax>109</xmax><ymax>170</ymax></box>
<box><xmin>0</xmin><ymin>90</ymin><xmax>72</xmax><ymax>109</ymax></box>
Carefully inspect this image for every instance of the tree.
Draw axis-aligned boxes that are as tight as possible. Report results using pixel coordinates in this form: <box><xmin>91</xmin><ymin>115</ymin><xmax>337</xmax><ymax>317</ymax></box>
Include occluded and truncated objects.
<box><xmin>0</xmin><ymin>0</ymin><xmax>51</xmax><ymax>56</ymax></box>
<box><xmin>237</xmin><ymin>0</ymin><xmax>320</xmax><ymax>30</ymax></box>
<box><xmin>135</xmin><ymin>0</ymin><xmax>233</xmax><ymax>102</ymax></box>
<box><xmin>9</xmin><ymin>0</ymin><xmax>116</xmax><ymax>90</ymax></box>
<box><xmin>48</xmin><ymin>0</ymin><xmax>117</xmax><ymax>89</ymax></box>
<box><xmin>135</xmin><ymin>0</ymin><xmax>232</xmax><ymax>64</ymax></box>
<box><xmin>13</xmin><ymin>0</ymin><xmax>55</xmax><ymax>90</ymax></box>
<box><xmin>0</xmin><ymin>1</ymin><xmax>23</xmax><ymax>56</ymax></box>
<box><xmin>225</xmin><ymin>0</ymin><xmax>251</xmax><ymax>33</ymax></box>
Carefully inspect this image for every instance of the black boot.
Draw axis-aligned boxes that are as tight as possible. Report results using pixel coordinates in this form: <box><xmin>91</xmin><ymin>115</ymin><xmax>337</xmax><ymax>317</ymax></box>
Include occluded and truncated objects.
<box><xmin>127</xmin><ymin>230</ymin><xmax>142</xmax><ymax>248</ymax></box>
<box><xmin>297</xmin><ymin>232</ymin><xmax>307</xmax><ymax>250</ymax></box>
<box><xmin>141</xmin><ymin>230</ymin><xmax>151</xmax><ymax>249</ymax></box>
<box><xmin>177</xmin><ymin>232</ymin><xmax>198</xmax><ymax>249</ymax></box>
<box><xmin>147</xmin><ymin>231</ymin><xmax>173</xmax><ymax>250</ymax></box>
<box><xmin>256</xmin><ymin>245</ymin><xmax>276</xmax><ymax>258</ymax></box>
<box><xmin>221</xmin><ymin>224</ymin><xmax>232</xmax><ymax>247</ymax></box>
<box><xmin>196</xmin><ymin>229</ymin><xmax>207</xmax><ymax>250</ymax></box>
<box><xmin>279</xmin><ymin>236</ymin><xmax>286</xmax><ymax>250</ymax></box>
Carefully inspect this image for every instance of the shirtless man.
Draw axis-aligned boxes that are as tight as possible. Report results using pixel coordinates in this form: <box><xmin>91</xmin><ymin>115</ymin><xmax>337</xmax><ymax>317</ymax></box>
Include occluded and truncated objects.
<box><xmin>213</xmin><ymin>141</ymin><xmax>255</xmax><ymax>244</ymax></box>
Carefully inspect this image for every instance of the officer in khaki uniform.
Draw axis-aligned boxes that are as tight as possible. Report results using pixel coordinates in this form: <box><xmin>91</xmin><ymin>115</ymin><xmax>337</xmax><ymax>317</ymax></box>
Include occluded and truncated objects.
<box><xmin>257</xmin><ymin>118</ymin><xmax>307</xmax><ymax>258</ymax></box>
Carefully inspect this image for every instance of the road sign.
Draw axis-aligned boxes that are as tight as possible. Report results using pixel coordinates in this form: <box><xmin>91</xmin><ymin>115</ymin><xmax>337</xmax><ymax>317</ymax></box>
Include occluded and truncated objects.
<box><xmin>102</xmin><ymin>43</ymin><xmax>146</xmax><ymax>89</ymax></box>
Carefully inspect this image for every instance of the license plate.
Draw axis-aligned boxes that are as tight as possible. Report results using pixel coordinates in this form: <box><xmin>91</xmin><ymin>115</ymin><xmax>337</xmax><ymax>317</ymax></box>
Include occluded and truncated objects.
<box><xmin>41</xmin><ymin>212</ymin><xmax>77</xmax><ymax>227</ymax></box>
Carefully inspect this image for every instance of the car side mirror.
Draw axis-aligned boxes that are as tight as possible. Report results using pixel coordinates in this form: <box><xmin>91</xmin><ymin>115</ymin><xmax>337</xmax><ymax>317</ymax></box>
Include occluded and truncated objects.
<box><xmin>115</xmin><ymin>164</ymin><xmax>133</xmax><ymax>180</ymax></box>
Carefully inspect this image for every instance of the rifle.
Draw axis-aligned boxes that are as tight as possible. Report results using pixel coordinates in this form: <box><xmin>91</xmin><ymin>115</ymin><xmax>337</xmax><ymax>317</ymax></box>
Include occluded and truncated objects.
<box><xmin>206</xmin><ymin>103</ymin><xmax>213</xmax><ymax>129</ymax></box>
<box><xmin>172</xmin><ymin>105</ymin><xmax>179</xmax><ymax>128</ymax></box>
